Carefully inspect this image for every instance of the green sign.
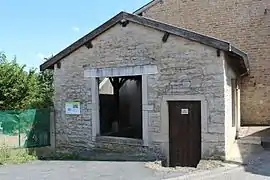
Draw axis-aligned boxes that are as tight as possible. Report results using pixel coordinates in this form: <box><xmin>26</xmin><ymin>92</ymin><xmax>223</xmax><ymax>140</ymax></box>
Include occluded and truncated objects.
<box><xmin>65</xmin><ymin>102</ymin><xmax>81</xmax><ymax>115</ymax></box>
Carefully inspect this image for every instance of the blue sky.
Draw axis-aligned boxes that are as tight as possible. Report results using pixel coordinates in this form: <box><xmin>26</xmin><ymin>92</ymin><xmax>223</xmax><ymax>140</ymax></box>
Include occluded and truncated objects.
<box><xmin>0</xmin><ymin>0</ymin><xmax>150</xmax><ymax>70</ymax></box>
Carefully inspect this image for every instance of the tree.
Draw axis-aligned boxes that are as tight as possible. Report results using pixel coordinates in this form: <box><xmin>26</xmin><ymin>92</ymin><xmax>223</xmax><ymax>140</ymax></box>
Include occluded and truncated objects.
<box><xmin>0</xmin><ymin>52</ymin><xmax>7</xmax><ymax>64</ymax></box>
<box><xmin>0</xmin><ymin>53</ymin><xmax>53</xmax><ymax>110</ymax></box>
<box><xmin>32</xmin><ymin>69</ymin><xmax>53</xmax><ymax>109</ymax></box>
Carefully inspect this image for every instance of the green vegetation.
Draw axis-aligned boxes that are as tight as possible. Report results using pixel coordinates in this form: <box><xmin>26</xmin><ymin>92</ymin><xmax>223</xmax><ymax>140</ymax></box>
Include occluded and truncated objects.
<box><xmin>0</xmin><ymin>143</ymin><xmax>38</xmax><ymax>165</ymax></box>
<box><xmin>0</xmin><ymin>52</ymin><xmax>53</xmax><ymax>165</ymax></box>
<box><xmin>0</xmin><ymin>52</ymin><xmax>53</xmax><ymax>110</ymax></box>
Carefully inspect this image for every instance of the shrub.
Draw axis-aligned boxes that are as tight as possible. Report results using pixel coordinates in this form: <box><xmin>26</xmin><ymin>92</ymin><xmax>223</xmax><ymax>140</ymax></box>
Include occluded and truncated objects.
<box><xmin>0</xmin><ymin>143</ymin><xmax>38</xmax><ymax>165</ymax></box>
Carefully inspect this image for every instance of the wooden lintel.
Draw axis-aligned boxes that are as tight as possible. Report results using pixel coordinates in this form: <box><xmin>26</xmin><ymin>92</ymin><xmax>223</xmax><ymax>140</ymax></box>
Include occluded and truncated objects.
<box><xmin>162</xmin><ymin>32</ymin><xmax>170</xmax><ymax>43</ymax></box>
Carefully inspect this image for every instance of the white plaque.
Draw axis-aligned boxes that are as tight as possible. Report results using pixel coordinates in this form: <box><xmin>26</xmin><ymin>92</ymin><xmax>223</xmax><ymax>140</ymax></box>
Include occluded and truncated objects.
<box><xmin>181</xmin><ymin>109</ymin><xmax>189</xmax><ymax>115</ymax></box>
<box><xmin>65</xmin><ymin>102</ymin><xmax>81</xmax><ymax>115</ymax></box>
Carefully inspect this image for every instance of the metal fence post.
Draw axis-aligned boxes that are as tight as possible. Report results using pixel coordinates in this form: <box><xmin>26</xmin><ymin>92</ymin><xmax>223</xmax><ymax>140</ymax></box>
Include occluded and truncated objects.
<box><xmin>16</xmin><ymin>114</ymin><xmax>21</xmax><ymax>147</ymax></box>
<box><xmin>50</xmin><ymin>108</ymin><xmax>56</xmax><ymax>150</ymax></box>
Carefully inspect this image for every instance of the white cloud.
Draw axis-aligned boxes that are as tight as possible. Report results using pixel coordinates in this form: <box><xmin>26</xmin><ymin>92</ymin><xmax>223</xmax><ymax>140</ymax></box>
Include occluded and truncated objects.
<box><xmin>72</xmin><ymin>26</ymin><xmax>80</xmax><ymax>32</ymax></box>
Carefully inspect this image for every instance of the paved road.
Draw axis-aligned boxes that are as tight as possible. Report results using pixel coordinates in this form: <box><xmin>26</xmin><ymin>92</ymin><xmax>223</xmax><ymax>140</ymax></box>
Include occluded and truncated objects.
<box><xmin>0</xmin><ymin>161</ymin><xmax>163</xmax><ymax>180</ymax></box>
<box><xmin>0</xmin><ymin>151</ymin><xmax>270</xmax><ymax>180</ymax></box>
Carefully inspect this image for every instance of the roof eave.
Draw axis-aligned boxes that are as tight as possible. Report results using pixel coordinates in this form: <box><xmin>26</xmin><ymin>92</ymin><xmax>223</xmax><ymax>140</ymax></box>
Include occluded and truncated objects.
<box><xmin>229</xmin><ymin>45</ymin><xmax>250</xmax><ymax>76</ymax></box>
<box><xmin>133</xmin><ymin>0</ymin><xmax>160</xmax><ymax>15</ymax></box>
<box><xmin>40</xmin><ymin>12</ymin><xmax>249</xmax><ymax>76</ymax></box>
<box><xmin>40</xmin><ymin>11</ymin><xmax>125</xmax><ymax>71</ymax></box>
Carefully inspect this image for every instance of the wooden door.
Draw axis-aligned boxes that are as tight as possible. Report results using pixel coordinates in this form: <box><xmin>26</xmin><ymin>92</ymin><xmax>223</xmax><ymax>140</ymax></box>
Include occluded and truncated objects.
<box><xmin>169</xmin><ymin>101</ymin><xmax>201</xmax><ymax>167</ymax></box>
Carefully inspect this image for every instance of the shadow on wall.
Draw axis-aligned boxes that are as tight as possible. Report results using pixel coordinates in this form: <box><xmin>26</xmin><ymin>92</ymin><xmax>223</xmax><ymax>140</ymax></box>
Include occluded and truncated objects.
<box><xmin>229</xmin><ymin>127</ymin><xmax>270</xmax><ymax>177</ymax></box>
<box><xmin>39</xmin><ymin>148</ymin><xmax>158</xmax><ymax>162</ymax></box>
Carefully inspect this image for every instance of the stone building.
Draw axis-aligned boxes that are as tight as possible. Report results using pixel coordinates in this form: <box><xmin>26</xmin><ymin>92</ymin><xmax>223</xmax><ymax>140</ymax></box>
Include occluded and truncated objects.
<box><xmin>134</xmin><ymin>0</ymin><xmax>270</xmax><ymax>125</ymax></box>
<box><xmin>41</xmin><ymin>12</ymin><xmax>249</xmax><ymax>167</ymax></box>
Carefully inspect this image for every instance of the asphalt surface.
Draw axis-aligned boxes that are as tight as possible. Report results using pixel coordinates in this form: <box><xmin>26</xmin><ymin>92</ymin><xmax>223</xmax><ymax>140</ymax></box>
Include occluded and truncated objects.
<box><xmin>0</xmin><ymin>161</ymin><xmax>162</xmax><ymax>180</ymax></box>
<box><xmin>0</xmin><ymin>151</ymin><xmax>270</xmax><ymax>180</ymax></box>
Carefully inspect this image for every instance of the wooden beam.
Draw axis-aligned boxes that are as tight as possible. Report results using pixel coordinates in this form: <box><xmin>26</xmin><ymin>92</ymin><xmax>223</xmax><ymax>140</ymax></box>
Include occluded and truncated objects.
<box><xmin>120</xmin><ymin>20</ymin><xmax>129</xmax><ymax>27</ymax></box>
<box><xmin>85</xmin><ymin>41</ymin><xmax>93</xmax><ymax>49</ymax></box>
<box><xmin>162</xmin><ymin>32</ymin><xmax>170</xmax><ymax>43</ymax></box>
<box><xmin>57</xmin><ymin>62</ymin><xmax>61</xmax><ymax>69</ymax></box>
<box><xmin>217</xmin><ymin>49</ymin><xmax>221</xmax><ymax>57</ymax></box>
<box><xmin>109</xmin><ymin>77</ymin><xmax>116</xmax><ymax>87</ymax></box>
<box><xmin>119</xmin><ymin>78</ymin><xmax>128</xmax><ymax>88</ymax></box>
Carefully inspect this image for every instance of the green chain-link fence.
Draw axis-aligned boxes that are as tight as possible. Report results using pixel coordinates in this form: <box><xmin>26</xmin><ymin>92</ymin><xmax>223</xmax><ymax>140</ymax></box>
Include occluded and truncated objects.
<box><xmin>0</xmin><ymin>109</ymin><xmax>51</xmax><ymax>148</ymax></box>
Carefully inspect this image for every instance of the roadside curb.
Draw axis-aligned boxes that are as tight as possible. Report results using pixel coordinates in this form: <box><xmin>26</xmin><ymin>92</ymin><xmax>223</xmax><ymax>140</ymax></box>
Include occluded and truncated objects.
<box><xmin>164</xmin><ymin>164</ymin><xmax>242</xmax><ymax>180</ymax></box>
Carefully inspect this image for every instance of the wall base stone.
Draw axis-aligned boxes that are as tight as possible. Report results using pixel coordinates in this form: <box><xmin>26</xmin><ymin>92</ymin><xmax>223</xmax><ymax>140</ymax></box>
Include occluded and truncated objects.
<box><xmin>92</xmin><ymin>137</ymin><xmax>166</xmax><ymax>162</ymax></box>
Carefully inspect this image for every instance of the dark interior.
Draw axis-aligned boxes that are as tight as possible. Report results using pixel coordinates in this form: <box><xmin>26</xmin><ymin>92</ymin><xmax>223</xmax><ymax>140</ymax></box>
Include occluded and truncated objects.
<box><xmin>99</xmin><ymin>76</ymin><xmax>142</xmax><ymax>139</ymax></box>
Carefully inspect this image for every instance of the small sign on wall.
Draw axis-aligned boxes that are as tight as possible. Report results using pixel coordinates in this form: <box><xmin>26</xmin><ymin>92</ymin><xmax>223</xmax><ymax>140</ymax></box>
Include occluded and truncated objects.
<box><xmin>65</xmin><ymin>102</ymin><xmax>81</xmax><ymax>115</ymax></box>
<box><xmin>181</xmin><ymin>109</ymin><xmax>189</xmax><ymax>115</ymax></box>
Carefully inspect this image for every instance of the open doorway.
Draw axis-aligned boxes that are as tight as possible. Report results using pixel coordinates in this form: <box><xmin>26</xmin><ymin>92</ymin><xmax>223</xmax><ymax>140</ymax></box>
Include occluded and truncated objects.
<box><xmin>98</xmin><ymin>76</ymin><xmax>142</xmax><ymax>139</ymax></box>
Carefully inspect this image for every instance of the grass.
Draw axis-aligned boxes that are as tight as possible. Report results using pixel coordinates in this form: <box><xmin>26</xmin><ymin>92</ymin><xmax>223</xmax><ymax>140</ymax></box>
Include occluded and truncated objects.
<box><xmin>0</xmin><ymin>143</ymin><xmax>38</xmax><ymax>165</ymax></box>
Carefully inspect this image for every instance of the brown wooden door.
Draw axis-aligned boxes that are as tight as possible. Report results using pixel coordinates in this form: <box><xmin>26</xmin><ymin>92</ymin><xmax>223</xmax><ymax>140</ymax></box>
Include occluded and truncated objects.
<box><xmin>169</xmin><ymin>101</ymin><xmax>201</xmax><ymax>167</ymax></box>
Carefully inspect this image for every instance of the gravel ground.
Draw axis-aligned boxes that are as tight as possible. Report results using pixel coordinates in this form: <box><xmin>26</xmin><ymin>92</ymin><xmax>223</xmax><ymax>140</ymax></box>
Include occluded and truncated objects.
<box><xmin>145</xmin><ymin>159</ymin><xmax>238</xmax><ymax>180</ymax></box>
<box><xmin>145</xmin><ymin>160</ymin><xmax>229</xmax><ymax>174</ymax></box>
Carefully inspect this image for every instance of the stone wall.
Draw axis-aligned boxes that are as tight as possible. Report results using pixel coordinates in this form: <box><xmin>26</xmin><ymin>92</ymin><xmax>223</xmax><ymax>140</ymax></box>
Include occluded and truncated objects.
<box><xmin>54</xmin><ymin>22</ymin><xmax>230</xmax><ymax>158</ymax></box>
<box><xmin>145</xmin><ymin>30</ymin><xmax>227</xmax><ymax>158</ymax></box>
<box><xmin>142</xmin><ymin>0</ymin><xmax>270</xmax><ymax>125</ymax></box>
<box><xmin>53</xmin><ymin>50</ymin><xmax>93</xmax><ymax>152</ymax></box>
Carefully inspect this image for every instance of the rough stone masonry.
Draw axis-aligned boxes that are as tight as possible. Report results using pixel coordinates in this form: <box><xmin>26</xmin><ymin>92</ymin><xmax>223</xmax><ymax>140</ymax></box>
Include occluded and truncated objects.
<box><xmin>52</xmin><ymin>21</ymin><xmax>241</xmax><ymax>159</ymax></box>
<box><xmin>141</xmin><ymin>0</ymin><xmax>270</xmax><ymax>125</ymax></box>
